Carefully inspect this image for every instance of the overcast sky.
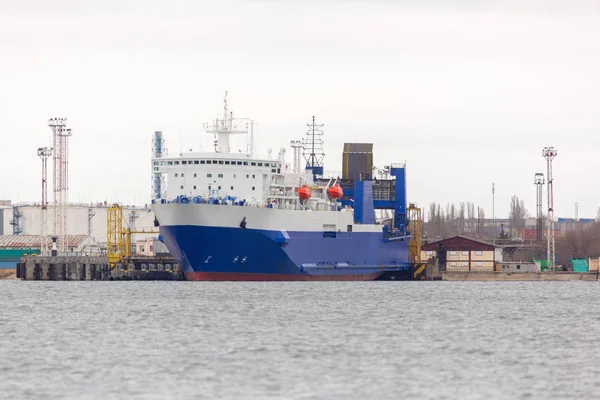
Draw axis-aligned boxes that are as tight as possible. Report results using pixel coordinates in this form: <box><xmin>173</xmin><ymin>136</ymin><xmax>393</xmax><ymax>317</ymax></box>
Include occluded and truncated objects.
<box><xmin>1</xmin><ymin>0</ymin><xmax>599</xmax><ymax>219</ymax></box>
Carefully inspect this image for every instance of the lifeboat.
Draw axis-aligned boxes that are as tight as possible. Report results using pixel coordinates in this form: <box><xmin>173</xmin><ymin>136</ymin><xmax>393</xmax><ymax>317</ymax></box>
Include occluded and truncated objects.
<box><xmin>327</xmin><ymin>184</ymin><xmax>343</xmax><ymax>200</ymax></box>
<box><xmin>296</xmin><ymin>185</ymin><xmax>311</xmax><ymax>200</ymax></box>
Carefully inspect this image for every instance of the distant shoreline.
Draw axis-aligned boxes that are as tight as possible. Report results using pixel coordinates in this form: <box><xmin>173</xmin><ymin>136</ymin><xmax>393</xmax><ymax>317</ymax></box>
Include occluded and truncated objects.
<box><xmin>0</xmin><ymin>269</ymin><xmax>16</xmax><ymax>280</ymax></box>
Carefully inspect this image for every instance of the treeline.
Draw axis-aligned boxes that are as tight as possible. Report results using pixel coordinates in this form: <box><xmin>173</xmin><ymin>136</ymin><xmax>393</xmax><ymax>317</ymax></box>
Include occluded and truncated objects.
<box><xmin>424</xmin><ymin>195</ymin><xmax>529</xmax><ymax>240</ymax></box>
<box><xmin>424</xmin><ymin>202</ymin><xmax>486</xmax><ymax>239</ymax></box>
<box><xmin>556</xmin><ymin>222</ymin><xmax>600</xmax><ymax>265</ymax></box>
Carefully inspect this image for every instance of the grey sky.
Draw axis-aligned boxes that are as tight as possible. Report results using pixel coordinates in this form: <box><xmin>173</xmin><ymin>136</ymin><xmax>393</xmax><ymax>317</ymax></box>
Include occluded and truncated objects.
<box><xmin>1</xmin><ymin>0</ymin><xmax>599</xmax><ymax>219</ymax></box>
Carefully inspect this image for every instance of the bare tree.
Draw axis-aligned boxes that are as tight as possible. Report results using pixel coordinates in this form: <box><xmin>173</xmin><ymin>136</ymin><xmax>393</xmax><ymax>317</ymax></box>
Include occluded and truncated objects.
<box><xmin>509</xmin><ymin>195</ymin><xmax>528</xmax><ymax>232</ymax></box>
<box><xmin>458</xmin><ymin>202</ymin><xmax>466</xmax><ymax>235</ymax></box>
<box><xmin>467</xmin><ymin>202</ymin><xmax>476</xmax><ymax>235</ymax></box>
<box><xmin>477</xmin><ymin>207</ymin><xmax>485</xmax><ymax>237</ymax></box>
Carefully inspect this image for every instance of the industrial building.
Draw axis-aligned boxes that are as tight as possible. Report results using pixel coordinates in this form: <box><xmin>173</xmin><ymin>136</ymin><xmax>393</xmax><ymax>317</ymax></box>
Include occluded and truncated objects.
<box><xmin>0</xmin><ymin>203</ymin><xmax>157</xmax><ymax>244</ymax></box>
<box><xmin>422</xmin><ymin>235</ymin><xmax>502</xmax><ymax>272</ymax></box>
<box><xmin>498</xmin><ymin>262</ymin><xmax>539</xmax><ymax>273</ymax></box>
<box><xmin>0</xmin><ymin>235</ymin><xmax>99</xmax><ymax>269</ymax></box>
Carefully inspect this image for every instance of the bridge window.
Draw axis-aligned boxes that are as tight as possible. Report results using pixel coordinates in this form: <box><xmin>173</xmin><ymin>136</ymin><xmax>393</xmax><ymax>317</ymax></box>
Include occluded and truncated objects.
<box><xmin>167</xmin><ymin>161</ymin><xmax>173</xmax><ymax>165</ymax></box>
<box><xmin>174</xmin><ymin>161</ymin><xmax>179</xmax><ymax>165</ymax></box>
<box><xmin>207</xmin><ymin>173</ymin><xmax>212</xmax><ymax>178</ymax></box>
<box><xmin>219</xmin><ymin>161</ymin><xmax>224</xmax><ymax>165</ymax></box>
<box><xmin>182</xmin><ymin>161</ymin><xmax>187</xmax><ymax>165</ymax></box>
<box><xmin>475</xmin><ymin>251</ymin><xmax>483</xmax><ymax>256</ymax></box>
<box><xmin>271</xmin><ymin>169</ymin><xmax>276</xmax><ymax>173</ymax></box>
<box><xmin>218</xmin><ymin>174</ymin><xmax>223</xmax><ymax>178</ymax></box>
<box><xmin>461</xmin><ymin>251</ymin><xmax>468</xmax><ymax>256</ymax></box>
<box><xmin>243</xmin><ymin>162</ymin><xmax>248</xmax><ymax>166</ymax></box>
<box><xmin>237</xmin><ymin>161</ymin><xmax>242</xmax><ymax>165</ymax></box>
<box><xmin>258</xmin><ymin>163</ymin><xmax>263</xmax><ymax>166</ymax></box>
<box><xmin>206</xmin><ymin>160</ymin><xmax>211</xmax><ymax>164</ymax></box>
<box><xmin>251</xmin><ymin>162</ymin><xmax>256</xmax><ymax>166</ymax></box>
<box><xmin>449</xmin><ymin>251</ymin><xmax>457</xmax><ymax>256</ymax></box>
<box><xmin>225</xmin><ymin>161</ymin><xmax>230</xmax><ymax>165</ymax></box>
<box><xmin>200</xmin><ymin>160</ymin><xmax>206</xmax><ymax>164</ymax></box>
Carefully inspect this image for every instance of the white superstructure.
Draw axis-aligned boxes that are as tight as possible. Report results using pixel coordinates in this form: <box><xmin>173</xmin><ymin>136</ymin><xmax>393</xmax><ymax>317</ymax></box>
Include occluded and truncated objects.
<box><xmin>153</xmin><ymin>151</ymin><xmax>289</xmax><ymax>203</ymax></box>
<box><xmin>152</xmin><ymin>92</ymin><xmax>340</xmax><ymax>211</ymax></box>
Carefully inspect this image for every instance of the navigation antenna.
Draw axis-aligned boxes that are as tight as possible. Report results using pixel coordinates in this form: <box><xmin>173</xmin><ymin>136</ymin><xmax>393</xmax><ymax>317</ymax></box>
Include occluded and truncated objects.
<box><xmin>302</xmin><ymin>116</ymin><xmax>325</xmax><ymax>177</ymax></box>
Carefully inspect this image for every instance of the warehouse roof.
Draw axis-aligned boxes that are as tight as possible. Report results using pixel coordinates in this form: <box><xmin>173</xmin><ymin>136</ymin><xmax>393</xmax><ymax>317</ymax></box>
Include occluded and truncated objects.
<box><xmin>422</xmin><ymin>235</ymin><xmax>497</xmax><ymax>251</ymax></box>
<box><xmin>0</xmin><ymin>235</ymin><xmax>92</xmax><ymax>248</ymax></box>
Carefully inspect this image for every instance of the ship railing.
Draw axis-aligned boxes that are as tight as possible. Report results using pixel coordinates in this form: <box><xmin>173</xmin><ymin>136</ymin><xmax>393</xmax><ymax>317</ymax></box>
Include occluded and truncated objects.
<box><xmin>153</xmin><ymin>194</ymin><xmax>345</xmax><ymax>212</ymax></box>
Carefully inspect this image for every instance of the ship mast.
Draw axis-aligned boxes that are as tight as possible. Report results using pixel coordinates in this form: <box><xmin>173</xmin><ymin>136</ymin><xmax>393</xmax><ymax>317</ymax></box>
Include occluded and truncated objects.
<box><xmin>204</xmin><ymin>91</ymin><xmax>250</xmax><ymax>154</ymax></box>
<box><xmin>301</xmin><ymin>116</ymin><xmax>325</xmax><ymax>177</ymax></box>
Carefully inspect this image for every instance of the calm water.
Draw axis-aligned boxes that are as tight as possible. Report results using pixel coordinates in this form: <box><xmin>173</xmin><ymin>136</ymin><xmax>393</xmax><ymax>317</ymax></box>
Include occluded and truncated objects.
<box><xmin>0</xmin><ymin>281</ymin><xmax>599</xmax><ymax>400</ymax></box>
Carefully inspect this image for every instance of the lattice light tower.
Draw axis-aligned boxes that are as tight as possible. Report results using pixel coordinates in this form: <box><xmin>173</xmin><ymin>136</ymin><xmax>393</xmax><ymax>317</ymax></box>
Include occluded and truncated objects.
<box><xmin>38</xmin><ymin>147</ymin><xmax>52</xmax><ymax>254</ymax></box>
<box><xmin>534</xmin><ymin>173</ymin><xmax>545</xmax><ymax>243</ymax></box>
<box><xmin>49</xmin><ymin>118</ymin><xmax>72</xmax><ymax>253</ymax></box>
<box><xmin>542</xmin><ymin>147</ymin><xmax>557</xmax><ymax>270</ymax></box>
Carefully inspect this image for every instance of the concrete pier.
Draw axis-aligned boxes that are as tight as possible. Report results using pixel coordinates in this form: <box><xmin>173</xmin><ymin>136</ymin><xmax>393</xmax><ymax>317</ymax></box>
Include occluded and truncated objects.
<box><xmin>17</xmin><ymin>255</ymin><xmax>111</xmax><ymax>281</ymax></box>
<box><xmin>16</xmin><ymin>255</ymin><xmax>183</xmax><ymax>281</ymax></box>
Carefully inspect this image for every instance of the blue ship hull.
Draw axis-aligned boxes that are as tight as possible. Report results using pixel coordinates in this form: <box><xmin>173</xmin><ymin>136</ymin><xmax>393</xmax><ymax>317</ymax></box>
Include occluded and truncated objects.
<box><xmin>159</xmin><ymin>225</ymin><xmax>410</xmax><ymax>281</ymax></box>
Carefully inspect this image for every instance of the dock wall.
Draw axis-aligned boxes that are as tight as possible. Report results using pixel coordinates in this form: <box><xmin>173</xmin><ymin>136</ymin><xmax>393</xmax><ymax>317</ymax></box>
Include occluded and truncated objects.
<box><xmin>441</xmin><ymin>271</ymin><xmax>599</xmax><ymax>281</ymax></box>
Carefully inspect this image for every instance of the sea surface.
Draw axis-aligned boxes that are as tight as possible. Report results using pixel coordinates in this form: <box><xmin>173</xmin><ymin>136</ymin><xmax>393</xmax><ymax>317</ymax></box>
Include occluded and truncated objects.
<box><xmin>0</xmin><ymin>281</ymin><xmax>599</xmax><ymax>400</ymax></box>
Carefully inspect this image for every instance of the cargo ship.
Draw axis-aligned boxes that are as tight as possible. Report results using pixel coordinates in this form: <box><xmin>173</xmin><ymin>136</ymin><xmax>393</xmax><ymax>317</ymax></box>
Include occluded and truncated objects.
<box><xmin>151</xmin><ymin>94</ymin><xmax>410</xmax><ymax>281</ymax></box>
